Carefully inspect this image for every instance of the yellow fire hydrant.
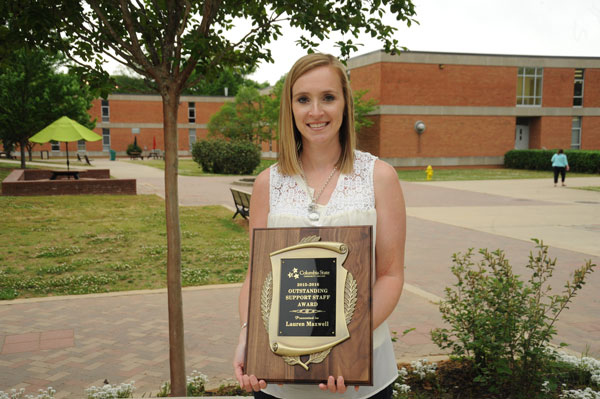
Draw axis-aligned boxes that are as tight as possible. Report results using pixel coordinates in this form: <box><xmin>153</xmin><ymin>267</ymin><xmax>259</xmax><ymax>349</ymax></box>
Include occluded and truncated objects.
<box><xmin>426</xmin><ymin>165</ymin><xmax>433</xmax><ymax>181</ymax></box>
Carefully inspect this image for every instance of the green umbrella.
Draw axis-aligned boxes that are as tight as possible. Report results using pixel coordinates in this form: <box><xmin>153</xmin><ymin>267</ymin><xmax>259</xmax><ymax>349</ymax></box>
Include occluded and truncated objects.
<box><xmin>30</xmin><ymin>116</ymin><xmax>102</xmax><ymax>171</ymax></box>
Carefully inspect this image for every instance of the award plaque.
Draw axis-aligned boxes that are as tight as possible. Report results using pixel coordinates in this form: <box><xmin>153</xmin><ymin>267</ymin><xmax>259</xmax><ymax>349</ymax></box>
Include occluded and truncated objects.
<box><xmin>245</xmin><ymin>226</ymin><xmax>372</xmax><ymax>385</ymax></box>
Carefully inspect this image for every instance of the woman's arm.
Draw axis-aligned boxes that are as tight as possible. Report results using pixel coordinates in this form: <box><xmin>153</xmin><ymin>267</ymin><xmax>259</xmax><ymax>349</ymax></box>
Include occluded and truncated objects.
<box><xmin>234</xmin><ymin>168</ymin><xmax>270</xmax><ymax>392</ymax></box>
<box><xmin>372</xmin><ymin>159</ymin><xmax>406</xmax><ymax>330</ymax></box>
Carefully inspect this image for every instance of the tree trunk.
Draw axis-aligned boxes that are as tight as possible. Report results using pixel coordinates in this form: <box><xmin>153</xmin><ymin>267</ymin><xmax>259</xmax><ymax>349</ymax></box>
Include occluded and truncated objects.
<box><xmin>162</xmin><ymin>88</ymin><xmax>187</xmax><ymax>396</ymax></box>
<box><xmin>19</xmin><ymin>139</ymin><xmax>26</xmax><ymax>169</ymax></box>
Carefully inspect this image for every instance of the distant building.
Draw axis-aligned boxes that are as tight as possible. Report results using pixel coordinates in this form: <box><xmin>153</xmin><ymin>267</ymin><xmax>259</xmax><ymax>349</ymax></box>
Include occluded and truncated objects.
<box><xmin>347</xmin><ymin>50</ymin><xmax>600</xmax><ymax>167</ymax></box>
<box><xmin>36</xmin><ymin>51</ymin><xmax>600</xmax><ymax>165</ymax></box>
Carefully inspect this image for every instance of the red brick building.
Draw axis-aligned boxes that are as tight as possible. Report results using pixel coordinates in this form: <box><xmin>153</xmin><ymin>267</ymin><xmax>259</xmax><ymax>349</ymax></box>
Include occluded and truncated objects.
<box><xmin>347</xmin><ymin>51</ymin><xmax>600</xmax><ymax>167</ymax></box>
<box><xmin>37</xmin><ymin>51</ymin><xmax>600</xmax><ymax>165</ymax></box>
<box><xmin>37</xmin><ymin>94</ymin><xmax>236</xmax><ymax>157</ymax></box>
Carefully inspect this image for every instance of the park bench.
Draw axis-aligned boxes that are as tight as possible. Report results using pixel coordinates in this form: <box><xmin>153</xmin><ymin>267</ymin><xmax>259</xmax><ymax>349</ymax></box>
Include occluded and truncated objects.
<box><xmin>77</xmin><ymin>153</ymin><xmax>93</xmax><ymax>165</ymax></box>
<box><xmin>230</xmin><ymin>188</ymin><xmax>251</xmax><ymax>220</ymax></box>
<box><xmin>129</xmin><ymin>151</ymin><xmax>144</xmax><ymax>160</ymax></box>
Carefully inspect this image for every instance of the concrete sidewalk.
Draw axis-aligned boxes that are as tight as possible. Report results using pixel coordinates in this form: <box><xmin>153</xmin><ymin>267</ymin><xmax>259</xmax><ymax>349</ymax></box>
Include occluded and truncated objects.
<box><xmin>1</xmin><ymin>161</ymin><xmax>599</xmax><ymax>397</ymax></box>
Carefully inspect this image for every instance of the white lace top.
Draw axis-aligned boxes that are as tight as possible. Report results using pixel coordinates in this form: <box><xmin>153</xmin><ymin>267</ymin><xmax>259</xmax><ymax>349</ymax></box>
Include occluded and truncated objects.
<box><xmin>264</xmin><ymin>150</ymin><xmax>397</xmax><ymax>399</ymax></box>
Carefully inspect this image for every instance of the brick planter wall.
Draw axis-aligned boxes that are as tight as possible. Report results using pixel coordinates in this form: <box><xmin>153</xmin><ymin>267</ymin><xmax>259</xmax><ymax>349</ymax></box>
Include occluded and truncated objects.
<box><xmin>2</xmin><ymin>169</ymin><xmax>136</xmax><ymax>196</ymax></box>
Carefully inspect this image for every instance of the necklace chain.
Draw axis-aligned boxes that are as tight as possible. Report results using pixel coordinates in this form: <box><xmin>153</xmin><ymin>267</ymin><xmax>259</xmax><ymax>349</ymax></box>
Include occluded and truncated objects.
<box><xmin>300</xmin><ymin>161</ymin><xmax>337</xmax><ymax>221</ymax></box>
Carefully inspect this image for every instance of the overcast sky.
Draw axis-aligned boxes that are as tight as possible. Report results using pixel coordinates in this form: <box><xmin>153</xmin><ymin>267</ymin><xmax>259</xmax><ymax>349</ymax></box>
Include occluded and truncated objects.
<box><xmin>107</xmin><ymin>0</ymin><xmax>600</xmax><ymax>86</ymax></box>
<box><xmin>244</xmin><ymin>0</ymin><xmax>600</xmax><ymax>85</ymax></box>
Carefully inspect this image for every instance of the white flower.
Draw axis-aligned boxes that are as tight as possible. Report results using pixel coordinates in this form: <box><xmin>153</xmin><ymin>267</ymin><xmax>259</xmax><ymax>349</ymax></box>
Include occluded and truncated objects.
<box><xmin>560</xmin><ymin>387</ymin><xmax>600</xmax><ymax>399</ymax></box>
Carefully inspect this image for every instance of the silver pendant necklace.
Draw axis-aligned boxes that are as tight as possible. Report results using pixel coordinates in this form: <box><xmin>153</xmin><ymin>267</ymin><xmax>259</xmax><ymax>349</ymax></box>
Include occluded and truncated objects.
<box><xmin>300</xmin><ymin>162</ymin><xmax>338</xmax><ymax>222</ymax></box>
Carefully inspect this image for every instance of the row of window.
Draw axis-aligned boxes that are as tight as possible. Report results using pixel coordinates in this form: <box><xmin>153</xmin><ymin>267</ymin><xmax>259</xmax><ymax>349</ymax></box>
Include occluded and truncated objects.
<box><xmin>101</xmin><ymin>100</ymin><xmax>199</xmax><ymax>123</ymax></box>
<box><xmin>517</xmin><ymin>68</ymin><xmax>585</xmax><ymax>107</ymax></box>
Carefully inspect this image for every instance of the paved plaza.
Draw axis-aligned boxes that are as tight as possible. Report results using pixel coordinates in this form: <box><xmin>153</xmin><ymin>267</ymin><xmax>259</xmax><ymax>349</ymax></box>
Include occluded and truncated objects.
<box><xmin>1</xmin><ymin>159</ymin><xmax>599</xmax><ymax>397</ymax></box>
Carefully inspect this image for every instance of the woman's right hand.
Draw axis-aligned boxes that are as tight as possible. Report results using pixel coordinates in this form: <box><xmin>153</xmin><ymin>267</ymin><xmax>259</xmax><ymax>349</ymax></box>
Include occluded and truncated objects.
<box><xmin>233</xmin><ymin>332</ymin><xmax>267</xmax><ymax>392</ymax></box>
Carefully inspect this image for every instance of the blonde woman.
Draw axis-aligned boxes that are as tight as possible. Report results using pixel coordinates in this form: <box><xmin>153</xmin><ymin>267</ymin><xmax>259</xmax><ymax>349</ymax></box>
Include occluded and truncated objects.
<box><xmin>234</xmin><ymin>53</ymin><xmax>406</xmax><ymax>399</ymax></box>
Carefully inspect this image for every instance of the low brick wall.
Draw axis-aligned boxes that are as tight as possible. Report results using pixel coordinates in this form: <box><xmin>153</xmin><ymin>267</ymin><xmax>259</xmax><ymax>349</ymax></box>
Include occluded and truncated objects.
<box><xmin>2</xmin><ymin>169</ymin><xmax>136</xmax><ymax>196</ymax></box>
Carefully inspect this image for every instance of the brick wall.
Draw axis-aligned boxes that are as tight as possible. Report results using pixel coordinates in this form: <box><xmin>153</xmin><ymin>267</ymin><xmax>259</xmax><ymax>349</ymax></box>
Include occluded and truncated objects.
<box><xmin>349</xmin><ymin>63</ymin><xmax>381</xmax><ymax>102</ymax></box>
<box><xmin>539</xmin><ymin>117</ymin><xmax>572</xmax><ymax>149</ymax></box>
<box><xmin>582</xmin><ymin>117</ymin><xmax>600</xmax><ymax>149</ymax></box>
<box><xmin>377</xmin><ymin>115</ymin><xmax>515</xmax><ymax>158</ymax></box>
<box><xmin>375</xmin><ymin>63</ymin><xmax>517</xmax><ymax>106</ymax></box>
<box><xmin>543</xmin><ymin>68</ymin><xmax>573</xmax><ymax>107</ymax></box>
<box><xmin>529</xmin><ymin>117</ymin><xmax>542</xmax><ymax>149</ymax></box>
<box><xmin>85</xmin><ymin>96</ymin><xmax>229</xmax><ymax>153</ymax></box>
<box><xmin>2</xmin><ymin>170</ymin><xmax>136</xmax><ymax>196</ymax></box>
<box><xmin>356</xmin><ymin>116</ymin><xmax>381</xmax><ymax>155</ymax></box>
<box><xmin>584</xmin><ymin>69</ymin><xmax>600</xmax><ymax>107</ymax></box>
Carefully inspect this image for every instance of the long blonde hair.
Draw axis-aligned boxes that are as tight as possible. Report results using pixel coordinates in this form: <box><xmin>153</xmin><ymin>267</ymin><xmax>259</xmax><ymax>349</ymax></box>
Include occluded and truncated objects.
<box><xmin>277</xmin><ymin>53</ymin><xmax>356</xmax><ymax>175</ymax></box>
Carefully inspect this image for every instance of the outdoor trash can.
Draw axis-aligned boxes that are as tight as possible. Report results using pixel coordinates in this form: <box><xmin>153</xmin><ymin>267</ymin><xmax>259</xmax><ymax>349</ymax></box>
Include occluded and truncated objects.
<box><xmin>109</xmin><ymin>149</ymin><xmax>116</xmax><ymax>161</ymax></box>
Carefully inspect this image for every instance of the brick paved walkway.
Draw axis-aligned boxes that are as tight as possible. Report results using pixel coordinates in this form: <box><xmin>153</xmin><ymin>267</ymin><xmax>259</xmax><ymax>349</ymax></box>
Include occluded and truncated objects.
<box><xmin>1</xmin><ymin>161</ymin><xmax>599</xmax><ymax>397</ymax></box>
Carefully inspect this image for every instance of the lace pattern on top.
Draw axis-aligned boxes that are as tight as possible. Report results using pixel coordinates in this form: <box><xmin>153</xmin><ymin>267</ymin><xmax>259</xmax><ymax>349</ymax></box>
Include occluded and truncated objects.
<box><xmin>269</xmin><ymin>150</ymin><xmax>376</xmax><ymax>218</ymax></box>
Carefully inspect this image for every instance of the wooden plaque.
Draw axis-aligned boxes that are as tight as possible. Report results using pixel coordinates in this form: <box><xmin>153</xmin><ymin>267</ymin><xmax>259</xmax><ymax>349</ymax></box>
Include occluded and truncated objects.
<box><xmin>245</xmin><ymin>226</ymin><xmax>372</xmax><ymax>385</ymax></box>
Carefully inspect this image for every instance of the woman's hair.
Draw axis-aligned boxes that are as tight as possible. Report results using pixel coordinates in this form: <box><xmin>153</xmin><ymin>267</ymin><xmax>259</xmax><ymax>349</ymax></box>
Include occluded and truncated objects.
<box><xmin>277</xmin><ymin>53</ymin><xmax>356</xmax><ymax>175</ymax></box>
<box><xmin>558</xmin><ymin>149</ymin><xmax>564</xmax><ymax>154</ymax></box>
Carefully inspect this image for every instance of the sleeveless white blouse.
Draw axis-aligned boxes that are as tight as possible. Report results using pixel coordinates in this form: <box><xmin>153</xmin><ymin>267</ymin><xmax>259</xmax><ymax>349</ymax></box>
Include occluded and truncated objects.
<box><xmin>264</xmin><ymin>150</ymin><xmax>397</xmax><ymax>399</ymax></box>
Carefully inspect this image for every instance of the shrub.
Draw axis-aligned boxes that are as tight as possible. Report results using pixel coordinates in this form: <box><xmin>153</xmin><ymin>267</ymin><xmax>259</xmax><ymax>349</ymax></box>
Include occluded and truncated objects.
<box><xmin>504</xmin><ymin>149</ymin><xmax>600</xmax><ymax>174</ymax></box>
<box><xmin>431</xmin><ymin>240</ymin><xmax>596</xmax><ymax>397</ymax></box>
<box><xmin>191</xmin><ymin>139</ymin><xmax>260</xmax><ymax>175</ymax></box>
<box><xmin>125</xmin><ymin>138</ymin><xmax>142</xmax><ymax>155</ymax></box>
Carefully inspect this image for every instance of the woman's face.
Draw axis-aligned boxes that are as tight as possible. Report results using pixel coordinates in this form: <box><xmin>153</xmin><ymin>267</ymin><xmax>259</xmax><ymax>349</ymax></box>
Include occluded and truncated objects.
<box><xmin>291</xmin><ymin>66</ymin><xmax>345</xmax><ymax>148</ymax></box>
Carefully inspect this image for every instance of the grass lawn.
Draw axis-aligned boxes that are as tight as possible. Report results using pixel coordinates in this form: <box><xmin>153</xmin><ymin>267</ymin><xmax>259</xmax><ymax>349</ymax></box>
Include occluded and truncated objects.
<box><xmin>397</xmin><ymin>167</ymin><xmax>594</xmax><ymax>182</ymax></box>
<box><xmin>572</xmin><ymin>186</ymin><xmax>600</xmax><ymax>192</ymax></box>
<box><xmin>126</xmin><ymin>158</ymin><xmax>276</xmax><ymax>177</ymax></box>
<box><xmin>0</xmin><ymin>194</ymin><xmax>249</xmax><ymax>300</ymax></box>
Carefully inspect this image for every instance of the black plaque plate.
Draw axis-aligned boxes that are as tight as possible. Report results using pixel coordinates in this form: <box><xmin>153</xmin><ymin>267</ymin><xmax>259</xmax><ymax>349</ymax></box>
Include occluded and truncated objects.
<box><xmin>278</xmin><ymin>258</ymin><xmax>337</xmax><ymax>337</ymax></box>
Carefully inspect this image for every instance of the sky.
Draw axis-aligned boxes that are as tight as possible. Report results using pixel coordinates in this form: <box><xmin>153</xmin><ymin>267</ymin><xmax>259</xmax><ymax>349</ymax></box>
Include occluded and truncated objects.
<box><xmin>244</xmin><ymin>0</ymin><xmax>600</xmax><ymax>85</ymax></box>
<box><xmin>107</xmin><ymin>0</ymin><xmax>600</xmax><ymax>86</ymax></box>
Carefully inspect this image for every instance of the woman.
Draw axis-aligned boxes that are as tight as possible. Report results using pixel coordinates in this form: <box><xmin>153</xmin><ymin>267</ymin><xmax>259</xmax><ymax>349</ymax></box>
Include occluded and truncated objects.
<box><xmin>233</xmin><ymin>53</ymin><xmax>406</xmax><ymax>399</ymax></box>
<box><xmin>551</xmin><ymin>149</ymin><xmax>569</xmax><ymax>187</ymax></box>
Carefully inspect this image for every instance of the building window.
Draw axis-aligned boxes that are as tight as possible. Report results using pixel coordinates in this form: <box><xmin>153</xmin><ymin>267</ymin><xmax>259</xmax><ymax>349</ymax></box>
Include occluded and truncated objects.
<box><xmin>189</xmin><ymin>128</ymin><xmax>196</xmax><ymax>149</ymax></box>
<box><xmin>101</xmin><ymin>99</ymin><xmax>110</xmax><ymax>122</ymax></box>
<box><xmin>102</xmin><ymin>128</ymin><xmax>111</xmax><ymax>151</ymax></box>
<box><xmin>51</xmin><ymin>140</ymin><xmax>60</xmax><ymax>151</ymax></box>
<box><xmin>571</xmin><ymin>117</ymin><xmax>582</xmax><ymax>149</ymax></box>
<box><xmin>77</xmin><ymin>140</ymin><xmax>86</xmax><ymax>152</ymax></box>
<box><xmin>188</xmin><ymin>102</ymin><xmax>196</xmax><ymax>123</ymax></box>
<box><xmin>517</xmin><ymin>67</ymin><xmax>543</xmax><ymax>106</ymax></box>
<box><xmin>573</xmin><ymin>69</ymin><xmax>584</xmax><ymax>107</ymax></box>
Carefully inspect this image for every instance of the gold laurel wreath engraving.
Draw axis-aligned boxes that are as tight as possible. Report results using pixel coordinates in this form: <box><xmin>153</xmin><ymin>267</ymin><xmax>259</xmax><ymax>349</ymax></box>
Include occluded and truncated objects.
<box><xmin>344</xmin><ymin>272</ymin><xmax>357</xmax><ymax>325</ymax></box>
<box><xmin>261</xmin><ymin>272</ymin><xmax>272</xmax><ymax>332</ymax></box>
<box><xmin>260</xmin><ymin>235</ymin><xmax>357</xmax><ymax>371</ymax></box>
<box><xmin>300</xmin><ymin>235</ymin><xmax>321</xmax><ymax>243</ymax></box>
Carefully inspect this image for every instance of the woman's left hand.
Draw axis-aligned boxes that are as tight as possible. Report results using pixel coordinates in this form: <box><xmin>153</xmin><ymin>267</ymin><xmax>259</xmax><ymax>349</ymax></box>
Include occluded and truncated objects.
<box><xmin>318</xmin><ymin>376</ymin><xmax>359</xmax><ymax>393</ymax></box>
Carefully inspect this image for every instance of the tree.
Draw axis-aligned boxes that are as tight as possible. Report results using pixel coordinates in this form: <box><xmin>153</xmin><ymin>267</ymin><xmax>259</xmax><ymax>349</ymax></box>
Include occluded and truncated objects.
<box><xmin>354</xmin><ymin>89</ymin><xmax>378</xmax><ymax>133</ymax></box>
<box><xmin>208</xmin><ymin>85</ymin><xmax>273</xmax><ymax>143</ymax></box>
<box><xmin>0</xmin><ymin>49</ymin><xmax>95</xmax><ymax>167</ymax></box>
<box><xmin>3</xmin><ymin>1</ymin><xmax>417</xmax><ymax>394</ymax></box>
<box><xmin>209</xmin><ymin>77</ymin><xmax>377</xmax><ymax>144</ymax></box>
<box><xmin>111</xmin><ymin>67</ymin><xmax>267</xmax><ymax>95</ymax></box>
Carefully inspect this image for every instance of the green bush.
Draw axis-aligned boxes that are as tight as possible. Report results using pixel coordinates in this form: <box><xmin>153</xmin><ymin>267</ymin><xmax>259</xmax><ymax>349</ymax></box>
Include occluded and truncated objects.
<box><xmin>191</xmin><ymin>139</ymin><xmax>260</xmax><ymax>175</ymax></box>
<box><xmin>504</xmin><ymin>149</ymin><xmax>600</xmax><ymax>174</ymax></box>
<box><xmin>126</xmin><ymin>143</ymin><xmax>142</xmax><ymax>155</ymax></box>
<box><xmin>431</xmin><ymin>240</ymin><xmax>595</xmax><ymax>397</ymax></box>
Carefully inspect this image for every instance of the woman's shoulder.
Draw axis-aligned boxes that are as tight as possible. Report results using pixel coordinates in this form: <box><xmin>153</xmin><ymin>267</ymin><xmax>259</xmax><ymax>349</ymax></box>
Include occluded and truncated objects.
<box><xmin>373</xmin><ymin>158</ymin><xmax>398</xmax><ymax>184</ymax></box>
<box><xmin>254</xmin><ymin>166</ymin><xmax>271</xmax><ymax>193</ymax></box>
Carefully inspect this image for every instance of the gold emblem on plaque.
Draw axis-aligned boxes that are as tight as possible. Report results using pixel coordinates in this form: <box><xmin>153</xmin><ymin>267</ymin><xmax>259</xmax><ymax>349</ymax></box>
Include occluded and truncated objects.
<box><xmin>261</xmin><ymin>235</ymin><xmax>358</xmax><ymax>370</ymax></box>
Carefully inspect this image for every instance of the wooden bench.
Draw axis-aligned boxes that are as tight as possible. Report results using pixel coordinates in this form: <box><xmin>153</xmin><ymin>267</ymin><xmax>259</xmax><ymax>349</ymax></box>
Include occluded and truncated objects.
<box><xmin>129</xmin><ymin>151</ymin><xmax>144</xmax><ymax>160</ymax></box>
<box><xmin>230</xmin><ymin>188</ymin><xmax>251</xmax><ymax>220</ymax></box>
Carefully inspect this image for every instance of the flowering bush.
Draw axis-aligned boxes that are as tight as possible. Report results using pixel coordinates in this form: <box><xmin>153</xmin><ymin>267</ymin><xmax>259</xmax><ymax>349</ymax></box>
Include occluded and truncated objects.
<box><xmin>0</xmin><ymin>388</ymin><xmax>55</xmax><ymax>399</ymax></box>
<box><xmin>85</xmin><ymin>381</ymin><xmax>134</xmax><ymax>399</ymax></box>
<box><xmin>157</xmin><ymin>370</ymin><xmax>208</xmax><ymax>397</ymax></box>
<box><xmin>431</xmin><ymin>240</ymin><xmax>596</xmax><ymax>396</ymax></box>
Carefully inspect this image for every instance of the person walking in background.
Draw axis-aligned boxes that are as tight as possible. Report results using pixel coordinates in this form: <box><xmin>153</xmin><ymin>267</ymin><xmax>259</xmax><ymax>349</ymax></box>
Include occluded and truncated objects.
<box><xmin>551</xmin><ymin>149</ymin><xmax>569</xmax><ymax>187</ymax></box>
